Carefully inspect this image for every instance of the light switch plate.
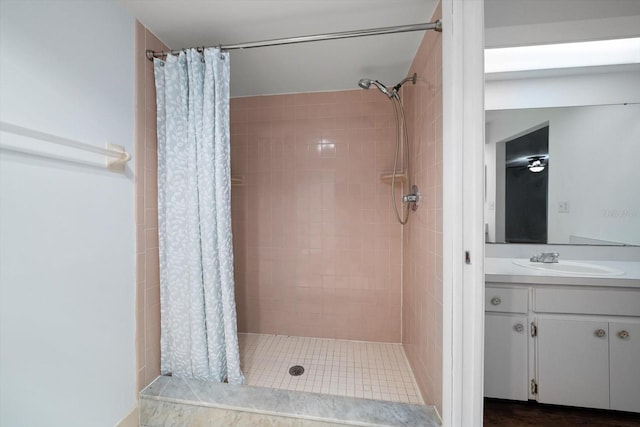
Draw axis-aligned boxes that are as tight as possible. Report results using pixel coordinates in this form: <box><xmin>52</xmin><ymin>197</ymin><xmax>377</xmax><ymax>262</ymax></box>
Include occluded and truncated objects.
<box><xmin>558</xmin><ymin>201</ymin><xmax>570</xmax><ymax>213</ymax></box>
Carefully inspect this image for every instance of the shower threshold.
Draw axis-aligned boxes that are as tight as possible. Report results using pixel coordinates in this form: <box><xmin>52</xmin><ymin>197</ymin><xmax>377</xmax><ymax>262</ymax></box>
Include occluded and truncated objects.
<box><xmin>139</xmin><ymin>376</ymin><xmax>440</xmax><ymax>426</ymax></box>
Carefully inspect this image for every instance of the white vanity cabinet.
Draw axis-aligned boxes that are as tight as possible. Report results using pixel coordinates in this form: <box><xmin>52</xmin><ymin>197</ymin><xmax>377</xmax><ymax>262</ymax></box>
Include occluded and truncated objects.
<box><xmin>484</xmin><ymin>287</ymin><xmax>529</xmax><ymax>401</ymax></box>
<box><xmin>537</xmin><ymin>318</ymin><xmax>640</xmax><ymax>412</ymax></box>
<box><xmin>608</xmin><ymin>322</ymin><xmax>640</xmax><ymax>412</ymax></box>
<box><xmin>484</xmin><ymin>281</ymin><xmax>640</xmax><ymax>413</ymax></box>
<box><xmin>484</xmin><ymin>313</ymin><xmax>529</xmax><ymax>400</ymax></box>
<box><xmin>537</xmin><ymin>318</ymin><xmax>610</xmax><ymax>409</ymax></box>
<box><xmin>609</xmin><ymin>322</ymin><xmax>640</xmax><ymax>412</ymax></box>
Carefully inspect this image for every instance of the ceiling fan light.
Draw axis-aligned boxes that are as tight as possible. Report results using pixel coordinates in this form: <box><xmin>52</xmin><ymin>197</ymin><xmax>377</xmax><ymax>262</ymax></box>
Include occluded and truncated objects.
<box><xmin>528</xmin><ymin>159</ymin><xmax>545</xmax><ymax>173</ymax></box>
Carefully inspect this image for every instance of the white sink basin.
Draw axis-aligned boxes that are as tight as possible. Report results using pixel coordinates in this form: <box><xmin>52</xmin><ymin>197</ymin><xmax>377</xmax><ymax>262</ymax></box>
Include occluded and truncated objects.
<box><xmin>513</xmin><ymin>259</ymin><xmax>625</xmax><ymax>276</ymax></box>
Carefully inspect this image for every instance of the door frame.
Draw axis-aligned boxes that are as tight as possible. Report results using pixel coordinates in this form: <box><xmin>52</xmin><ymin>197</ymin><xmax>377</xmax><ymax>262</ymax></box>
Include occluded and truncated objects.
<box><xmin>441</xmin><ymin>0</ymin><xmax>485</xmax><ymax>426</ymax></box>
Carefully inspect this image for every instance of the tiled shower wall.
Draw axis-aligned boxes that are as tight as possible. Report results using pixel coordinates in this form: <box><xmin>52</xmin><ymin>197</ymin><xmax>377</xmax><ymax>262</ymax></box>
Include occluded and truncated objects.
<box><xmin>230</xmin><ymin>90</ymin><xmax>403</xmax><ymax>342</ymax></box>
<box><xmin>401</xmin><ymin>4</ymin><xmax>443</xmax><ymax>414</ymax></box>
<box><xmin>135</xmin><ymin>21</ymin><xmax>167</xmax><ymax>392</ymax></box>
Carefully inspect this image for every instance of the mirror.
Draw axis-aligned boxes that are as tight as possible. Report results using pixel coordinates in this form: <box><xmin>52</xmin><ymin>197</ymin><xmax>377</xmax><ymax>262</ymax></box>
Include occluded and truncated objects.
<box><xmin>485</xmin><ymin>103</ymin><xmax>640</xmax><ymax>246</ymax></box>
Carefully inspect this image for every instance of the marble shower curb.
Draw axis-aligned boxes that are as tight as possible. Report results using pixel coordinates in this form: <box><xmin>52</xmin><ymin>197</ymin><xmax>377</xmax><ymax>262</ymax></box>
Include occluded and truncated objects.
<box><xmin>140</xmin><ymin>376</ymin><xmax>441</xmax><ymax>426</ymax></box>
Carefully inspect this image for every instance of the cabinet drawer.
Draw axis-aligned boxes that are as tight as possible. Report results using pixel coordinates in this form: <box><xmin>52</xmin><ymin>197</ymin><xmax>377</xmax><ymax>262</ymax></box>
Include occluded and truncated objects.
<box><xmin>486</xmin><ymin>287</ymin><xmax>528</xmax><ymax>313</ymax></box>
<box><xmin>535</xmin><ymin>288</ymin><xmax>640</xmax><ymax>316</ymax></box>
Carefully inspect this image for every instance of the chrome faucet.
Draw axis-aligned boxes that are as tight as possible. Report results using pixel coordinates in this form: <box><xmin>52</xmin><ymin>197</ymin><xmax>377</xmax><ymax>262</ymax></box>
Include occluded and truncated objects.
<box><xmin>402</xmin><ymin>185</ymin><xmax>420</xmax><ymax>212</ymax></box>
<box><xmin>530</xmin><ymin>252</ymin><xmax>560</xmax><ymax>263</ymax></box>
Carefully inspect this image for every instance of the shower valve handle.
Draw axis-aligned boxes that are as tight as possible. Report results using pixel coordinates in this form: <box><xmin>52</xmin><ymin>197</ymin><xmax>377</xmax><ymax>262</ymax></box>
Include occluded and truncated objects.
<box><xmin>402</xmin><ymin>185</ymin><xmax>420</xmax><ymax>212</ymax></box>
<box><xmin>402</xmin><ymin>194</ymin><xmax>419</xmax><ymax>204</ymax></box>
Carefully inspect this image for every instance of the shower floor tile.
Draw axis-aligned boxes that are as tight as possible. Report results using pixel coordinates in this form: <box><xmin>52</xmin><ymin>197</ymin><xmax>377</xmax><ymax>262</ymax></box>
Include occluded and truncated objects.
<box><xmin>238</xmin><ymin>333</ymin><xmax>424</xmax><ymax>405</ymax></box>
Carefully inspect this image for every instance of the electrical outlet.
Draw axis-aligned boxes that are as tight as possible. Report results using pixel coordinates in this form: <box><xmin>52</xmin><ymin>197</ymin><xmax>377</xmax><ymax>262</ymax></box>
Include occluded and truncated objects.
<box><xmin>558</xmin><ymin>201</ymin><xmax>570</xmax><ymax>213</ymax></box>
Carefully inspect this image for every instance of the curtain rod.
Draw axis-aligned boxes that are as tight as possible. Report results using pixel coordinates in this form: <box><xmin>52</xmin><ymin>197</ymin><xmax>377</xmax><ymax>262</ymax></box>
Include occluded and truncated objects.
<box><xmin>146</xmin><ymin>20</ymin><xmax>442</xmax><ymax>61</ymax></box>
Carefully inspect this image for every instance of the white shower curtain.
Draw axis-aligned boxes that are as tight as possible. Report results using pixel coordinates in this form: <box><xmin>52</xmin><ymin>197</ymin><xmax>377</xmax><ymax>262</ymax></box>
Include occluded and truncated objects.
<box><xmin>154</xmin><ymin>48</ymin><xmax>244</xmax><ymax>384</ymax></box>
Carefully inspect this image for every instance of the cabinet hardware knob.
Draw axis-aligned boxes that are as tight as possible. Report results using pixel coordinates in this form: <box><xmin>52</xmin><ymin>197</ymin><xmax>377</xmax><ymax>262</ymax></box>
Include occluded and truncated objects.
<box><xmin>514</xmin><ymin>323</ymin><xmax>524</xmax><ymax>332</ymax></box>
<box><xmin>491</xmin><ymin>297</ymin><xmax>501</xmax><ymax>305</ymax></box>
<box><xmin>618</xmin><ymin>330</ymin><xmax>630</xmax><ymax>339</ymax></box>
<box><xmin>595</xmin><ymin>329</ymin><xmax>606</xmax><ymax>338</ymax></box>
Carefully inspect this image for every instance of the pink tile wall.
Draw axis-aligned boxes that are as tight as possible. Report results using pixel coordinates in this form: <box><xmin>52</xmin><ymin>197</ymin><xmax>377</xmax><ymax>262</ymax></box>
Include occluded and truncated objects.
<box><xmin>134</xmin><ymin>13</ymin><xmax>442</xmax><ymax>401</ymax></box>
<box><xmin>401</xmin><ymin>3</ymin><xmax>443</xmax><ymax>414</ymax></box>
<box><xmin>230</xmin><ymin>90</ymin><xmax>403</xmax><ymax>342</ymax></box>
<box><xmin>135</xmin><ymin>21</ymin><xmax>167</xmax><ymax>392</ymax></box>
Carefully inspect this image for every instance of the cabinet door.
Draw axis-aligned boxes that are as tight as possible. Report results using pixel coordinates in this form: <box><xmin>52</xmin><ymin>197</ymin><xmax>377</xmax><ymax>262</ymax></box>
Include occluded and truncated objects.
<box><xmin>484</xmin><ymin>313</ymin><xmax>528</xmax><ymax>400</ymax></box>
<box><xmin>537</xmin><ymin>318</ymin><xmax>609</xmax><ymax>409</ymax></box>
<box><xmin>610</xmin><ymin>322</ymin><xmax>640</xmax><ymax>412</ymax></box>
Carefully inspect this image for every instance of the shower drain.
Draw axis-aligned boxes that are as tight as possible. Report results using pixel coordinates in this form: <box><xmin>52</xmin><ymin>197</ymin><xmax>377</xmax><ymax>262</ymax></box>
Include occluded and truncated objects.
<box><xmin>289</xmin><ymin>365</ymin><xmax>305</xmax><ymax>376</ymax></box>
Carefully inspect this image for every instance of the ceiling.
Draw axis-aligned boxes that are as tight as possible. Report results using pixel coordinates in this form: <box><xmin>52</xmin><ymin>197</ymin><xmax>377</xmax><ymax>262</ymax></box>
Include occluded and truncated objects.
<box><xmin>121</xmin><ymin>0</ymin><xmax>640</xmax><ymax>97</ymax></box>
<box><xmin>485</xmin><ymin>0</ymin><xmax>640</xmax><ymax>28</ymax></box>
<box><xmin>121</xmin><ymin>0</ymin><xmax>439</xmax><ymax>97</ymax></box>
<box><xmin>485</xmin><ymin>0</ymin><xmax>640</xmax><ymax>48</ymax></box>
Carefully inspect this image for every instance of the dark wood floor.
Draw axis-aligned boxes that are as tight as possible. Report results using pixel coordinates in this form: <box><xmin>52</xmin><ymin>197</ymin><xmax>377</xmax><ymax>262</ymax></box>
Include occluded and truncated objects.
<box><xmin>484</xmin><ymin>399</ymin><xmax>640</xmax><ymax>426</ymax></box>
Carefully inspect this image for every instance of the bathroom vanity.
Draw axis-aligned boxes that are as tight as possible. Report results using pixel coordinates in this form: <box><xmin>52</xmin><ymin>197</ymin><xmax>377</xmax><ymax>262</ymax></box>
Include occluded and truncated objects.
<box><xmin>484</xmin><ymin>258</ymin><xmax>640</xmax><ymax>413</ymax></box>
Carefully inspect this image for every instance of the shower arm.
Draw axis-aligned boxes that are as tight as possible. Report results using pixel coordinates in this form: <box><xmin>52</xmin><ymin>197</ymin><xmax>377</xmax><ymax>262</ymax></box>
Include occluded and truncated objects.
<box><xmin>392</xmin><ymin>73</ymin><xmax>418</xmax><ymax>95</ymax></box>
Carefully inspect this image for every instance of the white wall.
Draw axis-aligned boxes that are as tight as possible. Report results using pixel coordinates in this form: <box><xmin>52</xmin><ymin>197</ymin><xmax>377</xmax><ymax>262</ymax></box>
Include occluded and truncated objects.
<box><xmin>485</xmin><ymin>104</ymin><xmax>640</xmax><ymax>246</ymax></box>
<box><xmin>486</xmin><ymin>69</ymin><xmax>640</xmax><ymax>110</ymax></box>
<box><xmin>0</xmin><ymin>1</ymin><xmax>136</xmax><ymax>426</ymax></box>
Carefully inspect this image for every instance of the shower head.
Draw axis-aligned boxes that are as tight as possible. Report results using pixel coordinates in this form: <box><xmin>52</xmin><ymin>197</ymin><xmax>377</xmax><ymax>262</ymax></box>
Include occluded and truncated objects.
<box><xmin>358</xmin><ymin>78</ymin><xmax>372</xmax><ymax>90</ymax></box>
<box><xmin>357</xmin><ymin>78</ymin><xmax>393</xmax><ymax>98</ymax></box>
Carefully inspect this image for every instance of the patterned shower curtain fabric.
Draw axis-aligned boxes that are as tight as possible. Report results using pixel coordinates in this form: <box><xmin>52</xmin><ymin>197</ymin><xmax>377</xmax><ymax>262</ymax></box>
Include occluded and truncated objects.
<box><xmin>154</xmin><ymin>48</ymin><xmax>244</xmax><ymax>384</ymax></box>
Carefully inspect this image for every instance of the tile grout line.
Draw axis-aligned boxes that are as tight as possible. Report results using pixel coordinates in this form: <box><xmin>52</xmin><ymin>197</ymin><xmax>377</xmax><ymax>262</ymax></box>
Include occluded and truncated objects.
<box><xmin>239</xmin><ymin>333</ymin><xmax>423</xmax><ymax>404</ymax></box>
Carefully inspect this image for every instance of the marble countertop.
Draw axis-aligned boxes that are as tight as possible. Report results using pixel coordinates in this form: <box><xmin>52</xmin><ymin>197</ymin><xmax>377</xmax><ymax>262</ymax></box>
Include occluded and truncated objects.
<box><xmin>485</xmin><ymin>257</ymin><xmax>640</xmax><ymax>287</ymax></box>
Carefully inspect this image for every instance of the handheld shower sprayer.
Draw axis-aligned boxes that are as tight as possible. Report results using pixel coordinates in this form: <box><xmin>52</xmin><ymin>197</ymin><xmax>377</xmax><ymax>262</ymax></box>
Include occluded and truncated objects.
<box><xmin>358</xmin><ymin>78</ymin><xmax>393</xmax><ymax>98</ymax></box>
<box><xmin>357</xmin><ymin>78</ymin><xmax>372</xmax><ymax>90</ymax></box>
<box><xmin>358</xmin><ymin>73</ymin><xmax>417</xmax><ymax>100</ymax></box>
<box><xmin>356</xmin><ymin>72</ymin><xmax>419</xmax><ymax>225</ymax></box>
